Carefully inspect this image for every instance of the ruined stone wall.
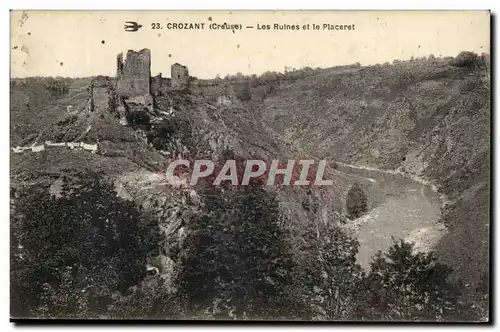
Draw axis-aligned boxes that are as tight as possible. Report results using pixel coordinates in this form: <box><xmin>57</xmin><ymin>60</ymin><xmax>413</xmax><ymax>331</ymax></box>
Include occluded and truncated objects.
<box><xmin>171</xmin><ymin>63</ymin><xmax>189</xmax><ymax>89</ymax></box>
<box><xmin>114</xmin><ymin>49</ymin><xmax>155</xmax><ymax>124</ymax></box>
<box><xmin>117</xmin><ymin>49</ymin><xmax>151</xmax><ymax>97</ymax></box>
<box><xmin>92</xmin><ymin>86</ymin><xmax>110</xmax><ymax>112</ymax></box>
<box><xmin>151</xmin><ymin>73</ymin><xmax>163</xmax><ymax>96</ymax></box>
<box><xmin>89</xmin><ymin>76</ymin><xmax>116</xmax><ymax>114</ymax></box>
<box><xmin>122</xmin><ymin>94</ymin><xmax>155</xmax><ymax>115</ymax></box>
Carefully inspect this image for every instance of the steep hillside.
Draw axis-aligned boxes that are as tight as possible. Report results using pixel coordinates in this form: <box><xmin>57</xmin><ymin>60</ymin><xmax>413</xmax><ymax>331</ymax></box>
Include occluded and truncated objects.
<box><xmin>10</xmin><ymin>77</ymin><xmax>93</xmax><ymax>145</ymax></box>
<box><xmin>259</xmin><ymin>57</ymin><xmax>491</xmax><ymax>290</ymax></box>
<box><xmin>10</xmin><ymin>52</ymin><xmax>490</xmax><ymax>320</ymax></box>
<box><xmin>10</xmin><ymin>72</ymin><xmax>354</xmax><ymax>280</ymax></box>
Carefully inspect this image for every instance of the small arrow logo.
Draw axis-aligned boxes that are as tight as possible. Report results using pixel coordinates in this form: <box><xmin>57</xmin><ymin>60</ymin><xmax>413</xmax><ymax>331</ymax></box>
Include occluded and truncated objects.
<box><xmin>124</xmin><ymin>21</ymin><xmax>143</xmax><ymax>32</ymax></box>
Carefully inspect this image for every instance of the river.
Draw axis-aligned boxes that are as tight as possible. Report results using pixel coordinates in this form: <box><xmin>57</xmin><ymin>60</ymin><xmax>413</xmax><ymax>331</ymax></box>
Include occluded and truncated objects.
<box><xmin>336</xmin><ymin>163</ymin><xmax>446</xmax><ymax>269</ymax></box>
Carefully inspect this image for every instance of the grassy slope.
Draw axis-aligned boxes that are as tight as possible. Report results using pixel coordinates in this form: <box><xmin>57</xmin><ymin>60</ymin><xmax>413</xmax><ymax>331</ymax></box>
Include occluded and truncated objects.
<box><xmin>10</xmin><ymin>78</ymin><xmax>93</xmax><ymax>145</ymax></box>
<box><xmin>10</xmin><ymin>77</ymin><xmax>166</xmax><ymax>193</ymax></box>
<box><xmin>258</xmin><ymin>58</ymin><xmax>491</xmax><ymax>289</ymax></box>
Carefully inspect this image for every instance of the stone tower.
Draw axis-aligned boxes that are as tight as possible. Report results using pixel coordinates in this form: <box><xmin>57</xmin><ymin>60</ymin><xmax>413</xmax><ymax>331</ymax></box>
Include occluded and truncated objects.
<box><xmin>117</xmin><ymin>49</ymin><xmax>151</xmax><ymax>97</ymax></box>
<box><xmin>171</xmin><ymin>63</ymin><xmax>189</xmax><ymax>89</ymax></box>
<box><xmin>115</xmin><ymin>48</ymin><xmax>154</xmax><ymax>120</ymax></box>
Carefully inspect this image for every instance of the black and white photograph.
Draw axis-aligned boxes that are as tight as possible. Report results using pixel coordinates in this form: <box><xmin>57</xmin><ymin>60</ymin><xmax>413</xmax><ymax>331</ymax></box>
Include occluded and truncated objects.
<box><xmin>9</xmin><ymin>10</ymin><xmax>491</xmax><ymax>322</ymax></box>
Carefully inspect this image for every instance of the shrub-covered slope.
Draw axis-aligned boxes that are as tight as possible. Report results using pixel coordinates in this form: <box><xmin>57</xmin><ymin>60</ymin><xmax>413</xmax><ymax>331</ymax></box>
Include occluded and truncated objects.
<box><xmin>259</xmin><ymin>57</ymin><xmax>490</xmax><ymax>290</ymax></box>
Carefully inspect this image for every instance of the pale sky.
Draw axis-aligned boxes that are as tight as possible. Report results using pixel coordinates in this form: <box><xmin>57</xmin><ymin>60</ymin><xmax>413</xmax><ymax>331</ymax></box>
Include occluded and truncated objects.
<box><xmin>10</xmin><ymin>10</ymin><xmax>490</xmax><ymax>79</ymax></box>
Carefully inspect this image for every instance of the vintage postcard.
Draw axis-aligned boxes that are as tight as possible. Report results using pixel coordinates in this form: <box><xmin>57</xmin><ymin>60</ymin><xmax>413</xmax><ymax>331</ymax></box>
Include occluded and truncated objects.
<box><xmin>10</xmin><ymin>10</ymin><xmax>491</xmax><ymax>322</ymax></box>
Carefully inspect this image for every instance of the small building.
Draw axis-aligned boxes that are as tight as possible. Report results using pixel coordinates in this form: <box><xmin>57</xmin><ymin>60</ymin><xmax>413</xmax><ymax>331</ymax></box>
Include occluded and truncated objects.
<box><xmin>31</xmin><ymin>145</ymin><xmax>45</xmax><ymax>153</ymax></box>
<box><xmin>45</xmin><ymin>142</ymin><xmax>66</xmax><ymax>148</ymax></box>
<box><xmin>217</xmin><ymin>95</ymin><xmax>232</xmax><ymax>106</ymax></box>
<box><xmin>171</xmin><ymin>63</ymin><xmax>189</xmax><ymax>89</ymax></box>
<box><xmin>83</xmin><ymin>143</ymin><xmax>98</xmax><ymax>153</ymax></box>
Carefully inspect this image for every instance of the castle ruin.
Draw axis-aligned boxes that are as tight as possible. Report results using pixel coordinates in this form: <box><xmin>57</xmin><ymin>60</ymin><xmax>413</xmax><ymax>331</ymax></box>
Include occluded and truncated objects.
<box><xmin>116</xmin><ymin>49</ymin><xmax>154</xmax><ymax>118</ymax></box>
<box><xmin>85</xmin><ymin>49</ymin><xmax>192</xmax><ymax>126</ymax></box>
<box><xmin>117</xmin><ymin>49</ymin><xmax>151</xmax><ymax>97</ymax></box>
<box><xmin>90</xmin><ymin>75</ymin><xmax>115</xmax><ymax>114</ymax></box>
<box><xmin>171</xmin><ymin>63</ymin><xmax>189</xmax><ymax>89</ymax></box>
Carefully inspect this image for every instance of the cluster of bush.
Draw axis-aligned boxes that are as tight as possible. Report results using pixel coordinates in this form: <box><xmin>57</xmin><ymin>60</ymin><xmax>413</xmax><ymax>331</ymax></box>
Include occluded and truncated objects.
<box><xmin>10</xmin><ymin>171</ymin><xmax>487</xmax><ymax>321</ymax></box>
<box><xmin>346</xmin><ymin>183</ymin><xmax>368</xmax><ymax>219</ymax></box>
<box><xmin>10</xmin><ymin>172</ymin><xmax>162</xmax><ymax>318</ymax></box>
<box><xmin>451</xmin><ymin>51</ymin><xmax>490</xmax><ymax>68</ymax></box>
<box><xmin>43</xmin><ymin>77</ymin><xmax>71</xmax><ymax>96</ymax></box>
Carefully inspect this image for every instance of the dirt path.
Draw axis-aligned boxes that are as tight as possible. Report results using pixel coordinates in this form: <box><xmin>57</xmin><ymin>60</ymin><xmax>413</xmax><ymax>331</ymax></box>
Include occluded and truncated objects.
<box><xmin>337</xmin><ymin>163</ymin><xmax>446</xmax><ymax>269</ymax></box>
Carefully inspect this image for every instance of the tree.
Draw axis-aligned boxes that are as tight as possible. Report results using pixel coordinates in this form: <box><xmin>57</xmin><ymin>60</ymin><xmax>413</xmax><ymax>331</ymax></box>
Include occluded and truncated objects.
<box><xmin>353</xmin><ymin>240</ymin><xmax>464</xmax><ymax>321</ymax></box>
<box><xmin>176</xmin><ymin>184</ymin><xmax>299</xmax><ymax>319</ymax></box>
<box><xmin>108</xmin><ymin>278</ymin><xmax>179</xmax><ymax>319</ymax></box>
<box><xmin>452</xmin><ymin>51</ymin><xmax>479</xmax><ymax>68</ymax></box>
<box><xmin>44</xmin><ymin>77</ymin><xmax>70</xmax><ymax>96</ymax></box>
<box><xmin>292</xmin><ymin>223</ymin><xmax>363</xmax><ymax>320</ymax></box>
<box><xmin>10</xmin><ymin>172</ymin><xmax>162</xmax><ymax>318</ymax></box>
<box><xmin>236</xmin><ymin>82</ymin><xmax>252</xmax><ymax>102</ymax></box>
<box><xmin>346</xmin><ymin>183</ymin><xmax>368</xmax><ymax>219</ymax></box>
